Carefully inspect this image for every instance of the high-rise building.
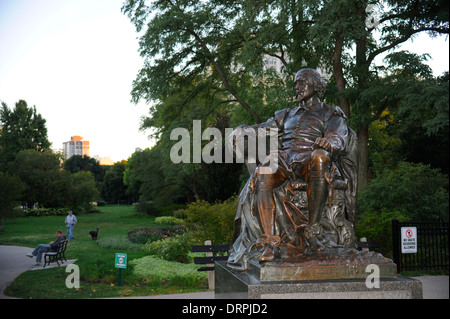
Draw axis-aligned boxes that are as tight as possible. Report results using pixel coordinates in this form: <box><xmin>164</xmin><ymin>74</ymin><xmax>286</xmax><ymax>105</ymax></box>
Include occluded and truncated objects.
<box><xmin>63</xmin><ymin>136</ymin><xmax>90</xmax><ymax>159</ymax></box>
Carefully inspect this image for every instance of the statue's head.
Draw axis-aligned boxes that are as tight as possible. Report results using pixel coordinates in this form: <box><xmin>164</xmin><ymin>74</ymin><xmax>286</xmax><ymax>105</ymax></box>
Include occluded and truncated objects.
<box><xmin>294</xmin><ymin>68</ymin><xmax>327</xmax><ymax>100</ymax></box>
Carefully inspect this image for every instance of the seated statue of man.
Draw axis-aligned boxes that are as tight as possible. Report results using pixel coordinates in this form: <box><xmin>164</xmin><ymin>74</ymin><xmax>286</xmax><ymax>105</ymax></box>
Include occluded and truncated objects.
<box><xmin>228</xmin><ymin>68</ymin><xmax>356</xmax><ymax>268</ymax></box>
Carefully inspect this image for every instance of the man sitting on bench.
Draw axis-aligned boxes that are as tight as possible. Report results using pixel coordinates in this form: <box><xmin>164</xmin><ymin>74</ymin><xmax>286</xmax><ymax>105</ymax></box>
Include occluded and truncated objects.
<box><xmin>26</xmin><ymin>230</ymin><xmax>66</xmax><ymax>266</ymax></box>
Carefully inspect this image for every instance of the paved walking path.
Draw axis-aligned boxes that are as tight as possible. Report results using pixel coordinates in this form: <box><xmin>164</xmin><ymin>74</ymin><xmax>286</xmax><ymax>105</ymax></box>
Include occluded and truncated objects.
<box><xmin>0</xmin><ymin>245</ymin><xmax>448</xmax><ymax>299</ymax></box>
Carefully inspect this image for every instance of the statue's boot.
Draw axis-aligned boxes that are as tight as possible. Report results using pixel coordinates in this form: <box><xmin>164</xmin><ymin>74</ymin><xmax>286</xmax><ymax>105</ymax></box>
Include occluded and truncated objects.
<box><xmin>260</xmin><ymin>246</ymin><xmax>275</xmax><ymax>262</ymax></box>
<box><xmin>252</xmin><ymin>168</ymin><xmax>288</xmax><ymax>262</ymax></box>
<box><xmin>256</xmin><ymin>195</ymin><xmax>278</xmax><ymax>262</ymax></box>
<box><xmin>307</xmin><ymin>149</ymin><xmax>331</xmax><ymax>252</ymax></box>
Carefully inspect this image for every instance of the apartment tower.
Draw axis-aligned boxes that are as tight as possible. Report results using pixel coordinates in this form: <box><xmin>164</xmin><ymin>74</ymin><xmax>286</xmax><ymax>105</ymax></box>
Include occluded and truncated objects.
<box><xmin>63</xmin><ymin>136</ymin><xmax>90</xmax><ymax>159</ymax></box>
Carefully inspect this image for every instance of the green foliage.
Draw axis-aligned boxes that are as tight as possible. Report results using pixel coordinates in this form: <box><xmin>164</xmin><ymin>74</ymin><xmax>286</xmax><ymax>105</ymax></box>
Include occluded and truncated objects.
<box><xmin>368</xmin><ymin>110</ymin><xmax>403</xmax><ymax>175</ymax></box>
<box><xmin>96</xmin><ymin>236</ymin><xmax>145</xmax><ymax>251</ymax></box>
<box><xmin>145</xmin><ymin>233</ymin><xmax>192</xmax><ymax>264</ymax></box>
<box><xmin>130</xmin><ymin>255</ymin><xmax>207</xmax><ymax>287</ymax></box>
<box><xmin>0</xmin><ymin>205</ymin><xmax>208</xmax><ymax>296</ymax></box>
<box><xmin>119</xmin><ymin>1</ymin><xmax>449</xmax><ymax>253</ymax></box>
<box><xmin>180</xmin><ymin>197</ymin><xmax>237</xmax><ymax>245</ymax></box>
<box><xmin>23</xmin><ymin>207</ymin><xmax>70</xmax><ymax>217</ymax></box>
<box><xmin>134</xmin><ymin>200</ymin><xmax>166</xmax><ymax>216</ymax></box>
<box><xmin>125</xmin><ymin>146</ymin><xmax>191</xmax><ymax>209</ymax></box>
<box><xmin>155</xmin><ymin>216</ymin><xmax>184</xmax><ymax>225</ymax></box>
<box><xmin>355</xmin><ymin>209</ymin><xmax>410</xmax><ymax>257</ymax></box>
<box><xmin>101</xmin><ymin>161</ymin><xmax>129</xmax><ymax>203</ymax></box>
<box><xmin>0</xmin><ymin>171</ymin><xmax>24</xmax><ymax>230</ymax></box>
<box><xmin>122</xmin><ymin>0</ymin><xmax>303</xmax><ymax>123</ymax></box>
<box><xmin>0</xmin><ymin>100</ymin><xmax>51</xmax><ymax>166</ymax></box>
<box><xmin>64</xmin><ymin>155</ymin><xmax>105</xmax><ymax>186</ymax></box>
<box><xmin>391</xmin><ymin>72</ymin><xmax>449</xmax><ymax>174</ymax></box>
<box><xmin>127</xmin><ymin>225</ymin><xmax>186</xmax><ymax>244</ymax></box>
<box><xmin>10</xmin><ymin>150</ymin><xmax>69</xmax><ymax>208</ymax></box>
<box><xmin>358</xmin><ymin>162</ymin><xmax>449</xmax><ymax>222</ymax></box>
<box><xmin>66</xmin><ymin>171</ymin><xmax>98</xmax><ymax>212</ymax></box>
<box><xmin>8</xmin><ymin>150</ymin><xmax>98</xmax><ymax>212</ymax></box>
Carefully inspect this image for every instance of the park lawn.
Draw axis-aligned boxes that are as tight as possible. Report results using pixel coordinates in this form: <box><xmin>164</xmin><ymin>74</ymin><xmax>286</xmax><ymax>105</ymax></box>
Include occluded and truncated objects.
<box><xmin>0</xmin><ymin>205</ymin><xmax>208</xmax><ymax>299</ymax></box>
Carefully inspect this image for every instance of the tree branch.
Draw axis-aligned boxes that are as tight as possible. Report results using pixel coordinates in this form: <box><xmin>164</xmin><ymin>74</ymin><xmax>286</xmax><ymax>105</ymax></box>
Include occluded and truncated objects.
<box><xmin>368</xmin><ymin>24</ymin><xmax>449</xmax><ymax>66</ymax></box>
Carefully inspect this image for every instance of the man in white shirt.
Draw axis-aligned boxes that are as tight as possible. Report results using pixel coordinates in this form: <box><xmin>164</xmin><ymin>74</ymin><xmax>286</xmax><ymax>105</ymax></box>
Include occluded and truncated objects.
<box><xmin>65</xmin><ymin>211</ymin><xmax>77</xmax><ymax>241</ymax></box>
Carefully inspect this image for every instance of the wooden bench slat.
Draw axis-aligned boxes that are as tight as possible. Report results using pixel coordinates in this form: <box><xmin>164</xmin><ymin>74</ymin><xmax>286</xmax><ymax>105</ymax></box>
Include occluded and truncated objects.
<box><xmin>357</xmin><ymin>241</ymin><xmax>380</xmax><ymax>248</ymax></box>
<box><xmin>197</xmin><ymin>266</ymin><xmax>215</xmax><ymax>272</ymax></box>
<box><xmin>191</xmin><ymin>245</ymin><xmax>229</xmax><ymax>252</ymax></box>
<box><xmin>194</xmin><ymin>256</ymin><xmax>228</xmax><ymax>264</ymax></box>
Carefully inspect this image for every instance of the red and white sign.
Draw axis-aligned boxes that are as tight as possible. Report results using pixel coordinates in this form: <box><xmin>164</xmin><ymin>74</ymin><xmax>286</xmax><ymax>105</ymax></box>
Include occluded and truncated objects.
<box><xmin>401</xmin><ymin>227</ymin><xmax>417</xmax><ymax>253</ymax></box>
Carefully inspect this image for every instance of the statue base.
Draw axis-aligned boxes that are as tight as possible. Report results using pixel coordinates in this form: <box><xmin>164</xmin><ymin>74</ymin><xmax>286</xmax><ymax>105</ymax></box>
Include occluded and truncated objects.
<box><xmin>215</xmin><ymin>249</ymin><xmax>423</xmax><ymax>299</ymax></box>
<box><xmin>259</xmin><ymin>248</ymin><xmax>398</xmax><ymax>281</ymax></box>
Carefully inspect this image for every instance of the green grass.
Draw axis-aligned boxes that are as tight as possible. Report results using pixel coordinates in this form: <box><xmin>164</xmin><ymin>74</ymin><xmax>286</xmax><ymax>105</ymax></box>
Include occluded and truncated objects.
<box><xmin>0</xmin><ymin>205</ymin><xmax>208</xmax><ymax>299</ymax></box>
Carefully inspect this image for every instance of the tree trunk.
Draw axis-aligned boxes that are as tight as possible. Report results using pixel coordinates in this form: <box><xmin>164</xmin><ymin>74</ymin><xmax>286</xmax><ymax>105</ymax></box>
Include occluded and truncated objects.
<box><xmin>357</xmin><ymin>124</ymin><xmax>369</xmax><ymax>190</ymax></box>
<box><xmin>332</xmin><ymin>34</ymin><xmax>351</xmax><ymax>118</ymax></box>
<box><xmin>355</xmin><ymin>2</ymin><xmax>370</xmax><ymax>190</ymax></box>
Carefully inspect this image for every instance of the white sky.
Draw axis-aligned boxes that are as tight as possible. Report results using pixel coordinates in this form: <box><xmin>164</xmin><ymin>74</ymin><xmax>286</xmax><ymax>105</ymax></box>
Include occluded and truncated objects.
<box><xmin>0</xmin><ymin>0</ymin><xmax>448</xmax><ymax>162</ymax></box>
<box><xmin>0</xmin><ymin>0</ymin><xmax>154</xmax><ymax>162</ymax></box>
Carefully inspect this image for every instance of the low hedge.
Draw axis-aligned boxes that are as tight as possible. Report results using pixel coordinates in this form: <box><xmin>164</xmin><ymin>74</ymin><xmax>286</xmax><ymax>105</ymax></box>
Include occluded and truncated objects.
<box><xmin>22</xmin><ymin>207</ymin><xmax>70</xmax><ymax>217</ymax></box>
<box><xmin>127</xmin><ymin>225</ymin><xmax>186</xmax><ymax>244</ymax></box>
<box><xmin>154</xmin><ymin>216</ymin><xmax>184</xmax><ymax>225</ymax></box>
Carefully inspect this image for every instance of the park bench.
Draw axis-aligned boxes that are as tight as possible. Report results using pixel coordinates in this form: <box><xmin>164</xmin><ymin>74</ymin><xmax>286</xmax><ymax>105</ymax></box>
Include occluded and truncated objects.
<box><xmin>192</xmin><ymin>240</ymin><xmax>229</xmax><ymax>289</ymax></box>
<box><xmin>357</xmin><ymin>237</ymin><xmax>380</xmax><ymax>251</ymax></box>
<box><xmin>43</xmin><ymin>239</ymin><xmax>68</xmax><ymax>268</ymax></box>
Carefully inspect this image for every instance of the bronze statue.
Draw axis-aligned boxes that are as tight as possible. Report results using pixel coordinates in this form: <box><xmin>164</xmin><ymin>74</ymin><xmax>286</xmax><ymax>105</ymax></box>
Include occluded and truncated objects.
<box><xmin>227</xmin><ymin>68</ymin><xmax>358</xmax><ymax>270</ymax></box>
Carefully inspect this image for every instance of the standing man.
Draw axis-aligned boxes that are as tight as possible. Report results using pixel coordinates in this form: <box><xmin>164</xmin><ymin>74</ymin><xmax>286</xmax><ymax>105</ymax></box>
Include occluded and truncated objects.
<box><xmin>65</xmin><ymin>211</ymin><xmax>77</xmax><ymax>241</ymax></box>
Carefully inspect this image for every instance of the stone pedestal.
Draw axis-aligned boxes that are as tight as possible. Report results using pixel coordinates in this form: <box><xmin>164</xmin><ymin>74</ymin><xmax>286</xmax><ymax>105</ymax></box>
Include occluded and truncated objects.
<box><xmin>259</xmin><ymin>248</ymin><xmax>398</xmax><ymax>281</ymax></box>
<box><xmin>215</xmin><ymin>260</ymin><xmax>423</xmax><ymax>299</ymax></box>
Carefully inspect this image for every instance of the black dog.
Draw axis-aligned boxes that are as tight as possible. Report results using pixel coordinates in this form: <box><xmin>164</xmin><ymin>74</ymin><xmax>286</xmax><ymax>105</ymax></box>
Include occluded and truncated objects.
<box><xmin>89</xmin><ymin>228</ymin><xmax>99</xmax><ymax>240</ymax></box>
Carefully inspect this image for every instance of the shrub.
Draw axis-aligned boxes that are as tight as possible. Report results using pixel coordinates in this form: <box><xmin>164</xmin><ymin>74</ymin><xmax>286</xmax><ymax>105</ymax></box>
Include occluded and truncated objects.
<box><xmin>355</xmin><ymin>208</ymin><xmax>410</xmax><ymax>257</ymax></box>
<box><xmin>23</xmin><ymin>207</ymin><xmax>70</xmax><ymax>217</ymax></box>
<box><xmin>127</xmin><ymin>225</ymin><xmax>186</xmax><ymax>244</ymax></box>
<box><xmin>159</xmin><ymin>204</ymin><xmax>187</xmax><ymax>216</ymax></box>
<box><xmin>357</xmin><ymin>162</ymin><xmax>449</xmax><ymax>221</ymax></box>
<box><xmin>145</xmin><ymin>233</ymin><xmax>192</xmax><ymax>263</ymax></box>
<box><xmin>96</xmin><ymin>200</ymin><xmax>106</xmax><ymax>206</ymax></box>
<box><xmin>155</xmin><ymin>216</ymin><xmax>184</xmax><ymax>225</ymax></box>
<box><xmin>179</xmin><ymin>197</ymin><xmax>237</xmax><ymax>245</ymax></box>
<box><xmin>173</xmin><ymin>209</ymin><xmax>188</xmax><ymax>220</ymax></box>
<box><xmin>135</xmin><ymin>201</ymin><xmax>161</xmax><ymax>216</ymax></box>
<box><xmin>130</xmin><ymin>255</ymin><xmax>207</xmax><ymax>287</ymax></box>
<box><xmin>96</xmin><ymin>237</ymin><xmax>145</xmax><ymax>251</ymax></box>
<box><xmin>135</xmin><ymin>201</ymin><xmax>185</xmax><ymax>217</ymax></box>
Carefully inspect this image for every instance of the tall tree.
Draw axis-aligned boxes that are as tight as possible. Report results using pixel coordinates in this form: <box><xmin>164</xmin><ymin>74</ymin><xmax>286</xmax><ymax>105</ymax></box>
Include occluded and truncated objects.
<box><xmin>101</xmin><ymin>161</ymin><xmax>129</xmax><ymax>204</ymax></box>
<box><xmin>66</xmin><ymin>171</ymin><xmax>99</xmax><ymax>212</ymax></box>
<box><xmin>10</xmin><ymin>150</ymin><xmax>68</xmax><ymax>208</ymax></box>
<box><xmin>123</xmin><ymin>0</ymin><xmax>449</xmax><ymax>191</ymax></box>
<box><xmin>122</xmin><ymin>0</ymin><xmax>322</xmax><ymax>125</ymax></box>
<box><xmin>0</xmin><ymin>100</ymin><xmax>51</xmax><ymax>168</ymax></box>
<box><xmin>0</xmin><ymin>171</ymin><xmax>24</xmax><ymax>231</ymax></box>
<box><xmin>64</xmin><ymin>154</ymin><xmax>105</xmax><ymax>187</ymax></box>
<box><xmin>312</xmin><ymin>0</ymin><xmax>449</xmax><ymax>188</ymax></box>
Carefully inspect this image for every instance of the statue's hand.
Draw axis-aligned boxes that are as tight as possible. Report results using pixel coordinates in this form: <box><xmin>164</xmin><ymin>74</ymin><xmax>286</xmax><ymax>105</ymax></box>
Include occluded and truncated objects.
<box><xmin>313</xmin><ymin>137</ymin><xmax>332</xmax><ymax>152</ymax></box>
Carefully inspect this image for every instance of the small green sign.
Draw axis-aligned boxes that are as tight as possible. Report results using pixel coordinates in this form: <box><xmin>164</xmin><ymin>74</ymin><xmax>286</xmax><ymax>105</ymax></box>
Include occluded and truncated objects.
<box><xmin>115</xmin><ymin>253</ymin><xmax>127</xmax><ymax>269</ymax></box>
